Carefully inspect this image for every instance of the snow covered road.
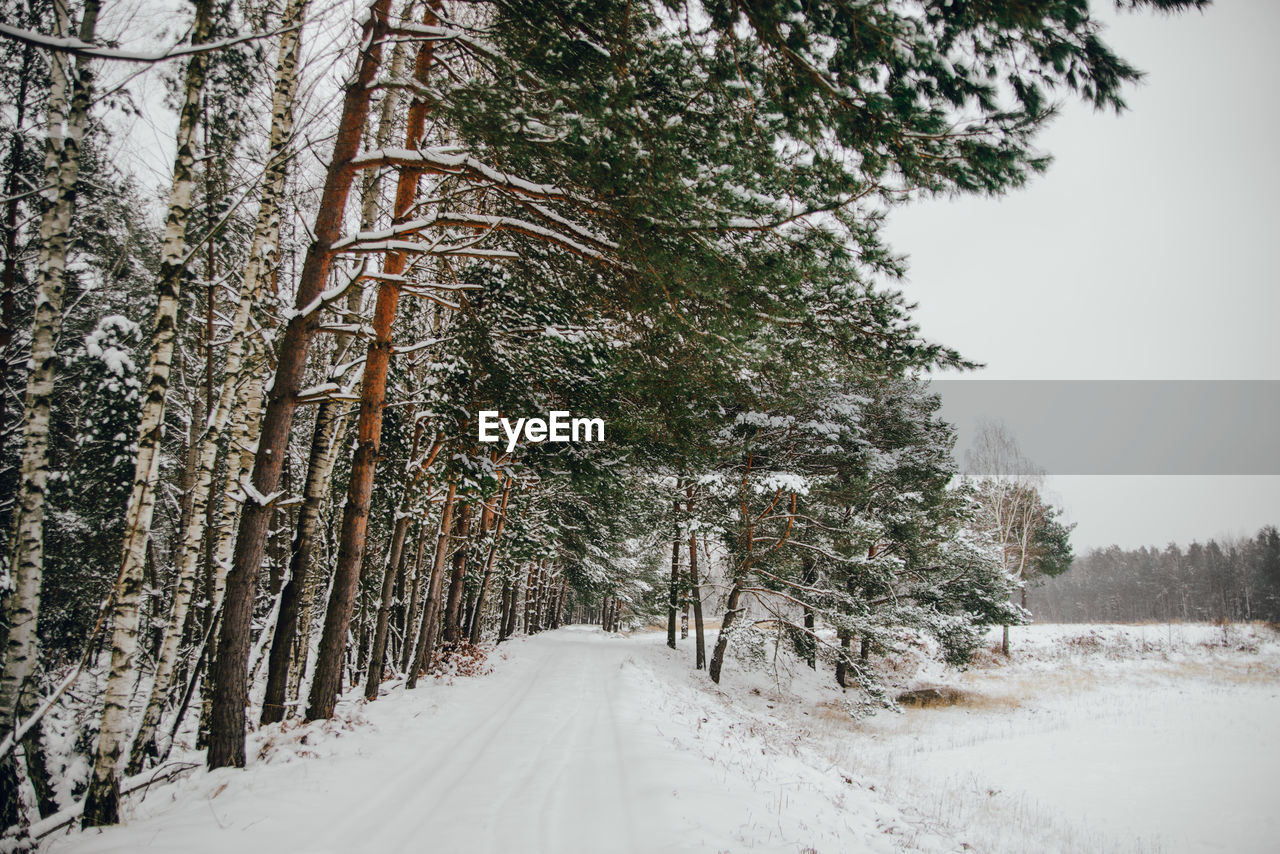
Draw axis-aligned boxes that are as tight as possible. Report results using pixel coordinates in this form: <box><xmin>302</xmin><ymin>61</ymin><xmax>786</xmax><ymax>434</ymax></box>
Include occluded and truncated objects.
<box><xmin>47</xmin><ymin>626</ymin><xmax>868</xmax><ymax>854</ymax></box>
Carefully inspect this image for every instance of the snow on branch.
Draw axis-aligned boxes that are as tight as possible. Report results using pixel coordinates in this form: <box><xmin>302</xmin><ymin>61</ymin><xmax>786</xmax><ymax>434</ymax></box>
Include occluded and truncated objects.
<box><xmin>237</xmin><ymin>474</ymin><xmax>284</xmax><ymax>507</ymax></box>
<box><xmin>386</xmin><ymin>22</ymin><xmax>508</xmax><ymax>67</ymax></box>
<box><xmin>0</xmin><ymin>21</ymin><xmax>297</xmax><ymax>64</ymax></box>
<box><xmin>333</xmin><ymin>212</ymin><xmax>612</xmax><ymax>262</ymax></box>
<box><xmin>349</xmin><ymin>146</ymin><xmax>587</xmax><ymax>205</ymax></box>
<box><xmin>284</xmin><ymin>260</ymin><xmax>365</xmax><ymax>321</ymax></box>
<box><xmin>338</xmin><ymin>238</ymin><xmax>520</xmax><ymax>261</ymax></box>
<box><xmin>517</xmin><ymin>199</ymin><xmax>617</xmax><ymax>251</ymax></box>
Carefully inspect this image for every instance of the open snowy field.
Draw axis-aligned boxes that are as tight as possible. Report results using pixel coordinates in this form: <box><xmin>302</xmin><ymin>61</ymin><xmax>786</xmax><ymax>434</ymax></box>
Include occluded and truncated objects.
<box><xmin>40</xmin><ymin>623</ymin><xmax>1280</xmax><ymax>853</ymax></box>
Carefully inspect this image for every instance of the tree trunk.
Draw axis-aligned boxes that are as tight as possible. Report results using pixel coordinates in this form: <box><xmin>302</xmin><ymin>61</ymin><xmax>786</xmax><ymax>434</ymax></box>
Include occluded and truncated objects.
<box><xmin>261</xmin><ymin>7</ymin><xmax>410</xmax><ymax>726</ymax></box>
<box><xmin>130</xmin><ymin>0</ymin><xmax>309</xmax><ymax>769</ymax></box>
<box><xmin>667</xmin><ymin>512</ymin><xmax>680</xmax><ymax>649</ymax></box>
<box><xmin>0</xmin><ymin>2</ymin><xmax>99</xmax><ymax>796</ymax></box>
<box><xmin>507</xmin><ymin>572</ymin><xmax>522</xmax><ymax>638</ymax></box>
<box><xmin>688</xmin><ymin>528</ymin><xmax>705</xmax><ymax>670</ymax></box>
<box><xmin>708</xmin><ymin>578</ymin><xmax>743</xmax><ymax>684</ymax></box>
<box><xmin>468</xmin><ymin>482</ymin><xmax>508</xmax><ymax>644</ymax></box>
<box><xmin>398</xmin><ymin>522</ymin><xmax>429</xmax><ymax>672</ymax></box>
<box><xmin>522</xmin><ymin>566</ymin><xmax>533</xmax><ymax>634</ymax></box>
<box><xmin>441</xmin><ymin>503</ymin><xmax>472</xmax><ymax>647</ymax></box>
<box><xmin>503</xmin><ymin>569</ymin><xmax>521</xmax><ymax>640</ymax></box>
<box><xmin>0</xmin><ymin>35</ymin><xmax>37</xmax><ymax>502</ymax></box>
<box><xmin>362</xmin><ymin>428</ymin><xmax>421</xmax><ymax>700</ymax></box>
<box><xmin>496</xmin><ymin>578</ymin><xmax>512</xmax><ymax>642</ymax></box>
<box><xmin>21</xmin><ymin>720</ymin><xmax>56</xmax><ymax>818</ymax></box>
<box><xmin>259</xmin><ymin>387</ymin><xmax>350</xmax><ymax>724</ymax></box>
<box><xmin>798</xmin><ymin>556</ymin><xmax>816</xmax><ymax>670</ymax></box>
<box><xmin>835</xmin><ymin>631</ymin><xmax>851</xmax><ymax>688</ymax></box>
<box><xmin>305</xmin><ymin>0</ymin><xmax>437</xmax><ymax>723</ymax></box>
<box><xmin>82</xmin><ymin>0</ymin><xmax>212</xmax><ymax>826</ymax></box>
<box><xmin>406</xmin><ymin>481</ymin><xmax>456</xmax><ymax>688</ymax></box>
<box><xmin>461</xmin><ymin>494</ymin><xmax>493</xmax><ymax>639</ymax></box>
<box><xmin>551</xmin><ymin>578</ymin><xmax>568</xmax><ymax>630</ymax></box>
<box><xmin>207</xmin><ymin>0</ymin><xmax>394</xmax><ymax>770</ymax></box>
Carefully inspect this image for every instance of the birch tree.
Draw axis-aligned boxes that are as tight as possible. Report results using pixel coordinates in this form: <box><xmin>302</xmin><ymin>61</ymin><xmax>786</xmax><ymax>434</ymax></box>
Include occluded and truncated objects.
<box><xmin>82</xmin><ymin>0</ymin><xmax>215</xmax><ymax>827</ymax></box>
<box><xmin>0</xmin><ymin>0</ymin><xmax>97</xmax><ymax>735</ymax></box>
<box><xmin>966</xmin><ymin>421</ymin><xmax>1074</xmax><ymax>654</ymax></box>
<box><xmin>127</xmin><ymin>0</ymin><xmax>311</xmax><ymax>773</ymax></box>
<box><xmin>0</xmin><ymin>0</ymin><xmax>98</xmax><ymax>831</ymax></box>
<box><xmin>965</xmin><ymin>421</ymin><xmax>1043</xmax><ymax>655</ymax></box>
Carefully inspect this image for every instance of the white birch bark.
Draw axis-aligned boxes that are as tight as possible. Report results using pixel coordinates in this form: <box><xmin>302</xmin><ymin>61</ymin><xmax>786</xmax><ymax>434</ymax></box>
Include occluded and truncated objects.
<box><xmin>126</xmin><ymin>0</ymin><xmax>311</xmax><ymax>774</ymax></box>
<box><xmin>81</xmin><ymin>0</ymin><xmax>214</xmax><ymax>827</ymax></box>
<box><xmin>0</xmin><ymin>0</ymin><xmax>98</xmax><ymax>742</ymax></box>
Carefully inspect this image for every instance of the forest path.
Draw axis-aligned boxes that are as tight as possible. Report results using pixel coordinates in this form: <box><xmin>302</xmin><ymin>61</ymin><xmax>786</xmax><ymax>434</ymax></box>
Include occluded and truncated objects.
<box><xmin>300</xmin><ymin>625</ymin><xmax>726</xmax><ymax>854</ymax></box>
<box><xmin>49</xmin><ymin>627</ymin><xmax>769</xmax><ymax>854</ymax></box>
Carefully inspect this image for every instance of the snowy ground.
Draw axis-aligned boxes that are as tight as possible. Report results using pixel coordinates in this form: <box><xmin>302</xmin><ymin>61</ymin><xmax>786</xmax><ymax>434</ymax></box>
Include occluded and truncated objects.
<box><xmin>41</xmin><ymin>623</ymin><xmax>1280</xmax><ymax>853</ymax></box>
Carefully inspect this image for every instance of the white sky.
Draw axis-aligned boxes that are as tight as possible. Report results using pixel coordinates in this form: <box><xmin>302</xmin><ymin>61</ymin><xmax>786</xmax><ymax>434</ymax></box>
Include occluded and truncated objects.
<box><xmin>885</xmin><ymin>0</ymin><xmax>1280</xmax><ymax>550</ymax></box>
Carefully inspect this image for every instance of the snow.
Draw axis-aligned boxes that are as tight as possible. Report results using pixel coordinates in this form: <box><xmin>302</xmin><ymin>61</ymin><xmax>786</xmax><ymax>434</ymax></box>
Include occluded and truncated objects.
<box><xmin>41</xmin><ymin>624</ymin><xmax>1280</xmax><ymax>853</ymax></box>
<box><xmin>235</xmin><ymin>474</ymin><xmax>283</xmax><ymax>508</ymax></box>
<box><xmin>846</xmin><ymin>624</ymin><xmax>1280</xmax><ymax>854</ymax></box>
<box><xmin>83</xmin><ymin>316</ymin><xmax>139</xmax><ymax>379</ymax></box>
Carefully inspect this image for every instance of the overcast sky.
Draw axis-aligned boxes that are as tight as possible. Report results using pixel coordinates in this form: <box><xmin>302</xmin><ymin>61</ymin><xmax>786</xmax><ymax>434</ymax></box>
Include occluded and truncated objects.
<box><xmin>885</xmin><ymin>0</ymin><xmax>1280</xmax><ymax>550</ymax></box>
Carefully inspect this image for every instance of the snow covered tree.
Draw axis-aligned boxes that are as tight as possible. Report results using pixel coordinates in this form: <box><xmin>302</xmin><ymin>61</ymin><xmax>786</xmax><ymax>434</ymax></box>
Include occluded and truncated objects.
<box><xmin>0</xmin><ymin>0</ymin><xmax>1213</xmax><ymax>832</ymax></box>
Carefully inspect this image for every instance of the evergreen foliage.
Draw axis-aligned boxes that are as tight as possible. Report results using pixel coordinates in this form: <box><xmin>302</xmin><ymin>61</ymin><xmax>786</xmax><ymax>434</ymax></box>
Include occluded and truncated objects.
<box><xmin>1037</xmin><ymin>526</ymin><xmax>1280</xmax><ymax>624</ymax></box>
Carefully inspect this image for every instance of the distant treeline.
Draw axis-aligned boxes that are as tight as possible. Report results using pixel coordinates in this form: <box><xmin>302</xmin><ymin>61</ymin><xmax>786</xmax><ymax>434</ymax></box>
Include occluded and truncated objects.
<box><xmin>1032</xmin><ymin>526</ymin><xmax>1280</xmax><ymax>624</ymax></box>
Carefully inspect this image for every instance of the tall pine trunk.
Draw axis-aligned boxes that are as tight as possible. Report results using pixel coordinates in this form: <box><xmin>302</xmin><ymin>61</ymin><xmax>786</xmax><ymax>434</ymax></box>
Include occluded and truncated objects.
<box><xmin>306</xmin><ymin>4</ymin><xmax>437</xmax><ymax>721</ymax></box>
<box><xmin>440</xmin><ymin>503</ymin><xmax>472</xmax><ymax>647</ymax></box>
<box><xmin>398</xmin><ymin>521</ymin><xmax>429</xmax><ymax>670</ymax></box>
<box><xmin>273</xmin><ymin>13</ymin><xmax>416</xmax><ymax>723</ymax></box>
<box><xmin>361</xmin><ymin>424</ymin><xmax>421</xmax><ymax>700</ymax></box>
<box><xmin>83</xmin><ymin>0</ymin><xmax>213</xmax><ymax>826</ymax></box>
<box><xmin>257</xmin><ymin>22</ymin><xmax>407</xmax><ymax>721</ymax></box>
<box><xmin>496</xmin><ymin>578</ymin><xmax>512</xmax><ymax>642</ymax></box>
<box><xmin>207</xmin><ymin>0</ymin><xmax>394</xmax><ymax>769</ymax></box>
<box><xmin>708</xmin><ymin>578</ymin><xmax>742</xmax><ymax>684</ymax></box>
<box><xmin>503</xmin><ymin>571</ymin><xmax>521</xmax><ymax>640</ymax></box>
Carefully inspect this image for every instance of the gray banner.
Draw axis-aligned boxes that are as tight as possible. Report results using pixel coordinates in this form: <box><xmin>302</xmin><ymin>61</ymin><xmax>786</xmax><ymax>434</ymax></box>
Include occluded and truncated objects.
<box><xmin>932</xmin><ymin>380</ymin><xmax>1280</xmax><ymax>475</ymax></box>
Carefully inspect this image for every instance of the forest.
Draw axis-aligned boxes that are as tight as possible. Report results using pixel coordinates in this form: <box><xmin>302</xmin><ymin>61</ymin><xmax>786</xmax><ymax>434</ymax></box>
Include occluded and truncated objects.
<box><xmin>0</xmin><ymin>0</ymin><xmax>1211</xmax><ymax>845</ymax></box>
<box><xmin>1034</xmin><ymin>525</ymin><xmax>1280</xmax><ymax>624</ymax></box>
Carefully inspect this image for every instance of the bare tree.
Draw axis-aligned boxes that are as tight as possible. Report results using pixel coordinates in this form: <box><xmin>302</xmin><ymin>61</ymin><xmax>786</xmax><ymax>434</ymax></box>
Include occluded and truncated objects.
<box><xmin>965</xmin><ymin>420</ymin><xmax>1047</xmax><ymax>656</ymax></box>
